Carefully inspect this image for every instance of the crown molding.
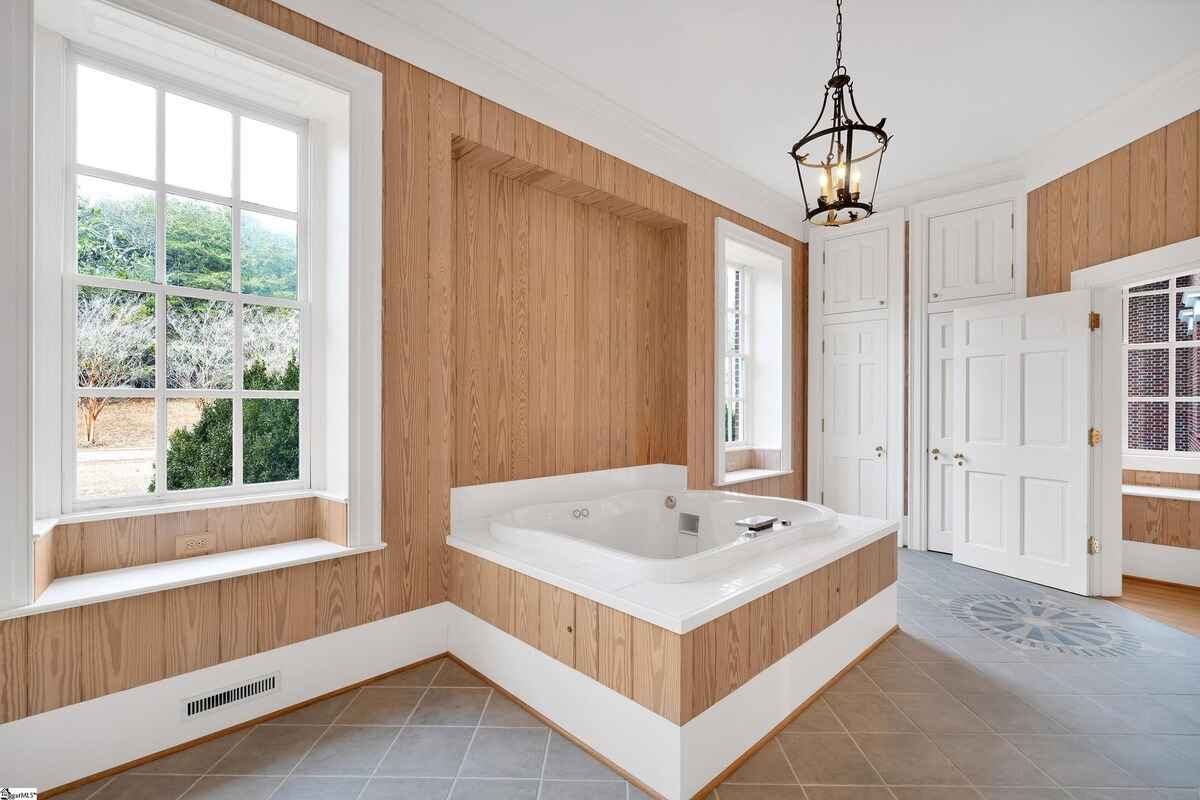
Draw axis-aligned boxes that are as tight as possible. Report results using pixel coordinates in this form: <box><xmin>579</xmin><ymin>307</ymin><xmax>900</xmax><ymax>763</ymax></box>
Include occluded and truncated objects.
<box><xmin>273</xmin><ymin>0</ymin><xmax>808</xmax><ymax>241</ymax></box>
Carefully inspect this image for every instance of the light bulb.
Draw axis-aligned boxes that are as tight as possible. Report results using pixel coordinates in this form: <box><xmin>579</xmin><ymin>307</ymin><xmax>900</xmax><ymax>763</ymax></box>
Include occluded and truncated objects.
<box><xmin>851</xmin><ymin>168</ymin><xmax>862</xmax><ymax>194</ymax></box>
<box><xmin>818</xmin><ymin>172</ymin><xmax>830</xmax><ymax>201</ymax></box>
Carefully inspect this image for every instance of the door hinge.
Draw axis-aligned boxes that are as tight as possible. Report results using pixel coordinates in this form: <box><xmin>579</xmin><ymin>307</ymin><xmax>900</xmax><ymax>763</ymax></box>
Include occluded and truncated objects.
<box><xmin>1088</xmin><ymin>428</ymin><xmax>1102</xmax><ymax>447</ymax></box>
<box><xmin>1087</xmin><ymin>535</ymin><xmax>1101</xmax><ymax>555</ymax></box>
<box><xmin>1088</xmin><ymin>311</ymin><xmax>1101</xmax><ymax>330</ymax></box>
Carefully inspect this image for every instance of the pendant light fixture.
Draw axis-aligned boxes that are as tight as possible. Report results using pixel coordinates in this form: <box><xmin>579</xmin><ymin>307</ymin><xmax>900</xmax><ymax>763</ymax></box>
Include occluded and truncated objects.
<box><xmin>789</xmin><ymin>0</ymin><xmax>890</xmax><ymax>227</ymax></box>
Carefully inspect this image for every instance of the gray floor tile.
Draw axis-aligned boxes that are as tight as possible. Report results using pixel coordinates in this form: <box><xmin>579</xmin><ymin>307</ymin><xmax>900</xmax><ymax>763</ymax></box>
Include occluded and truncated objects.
<box><xmin>543</xmin><ymin>732</ymin><xmax>621</xmax><ymax>780</ymax></box>
<box><xmin>360</xmin><ymin>777</ymin><xmax>453</xmax><ymax>800</ymax></box>
<box><xmin>803</xmin><ymin>788</ymin><xmax>895</xmax><ymax>800</ymax></box>
<box><xmin>972</xmin><ymin>661</ymin><xmax>1075</xmax><ymax>695</ymax></box>
<box><xmin>479</xmin><ymin>693</ymin><xmax>543</xmax><ymax>727</ymax></box>
<box><xmin>825</xmin><ymin>666</ymin><xmax>881</xmax><ymax>693</ymax></box>
<box><xmin>715</xmin><ymin>788</ymin><xmax>807</xmax><ymax>800</ymax></box>
<box><xmin>860</xmin><ymin>641</ymin><xmax>911</xmax><ymax>665</ymax></box>
<box><xmin>431</xmin><ymin>660</ymin><xmax>488</xmax><ymax>687</ymax></box>
<box><xmin>1019</xmin><ymin>693</ymin><xmax>1136</xmax><ymax>734</ymax></box>
<box><xmin>1162</xmin><ymin>732</ymin><xmax>1200</xmax><ymax>760</ymax></box>
<box><xmin>887</xmin><ymin>692</ymin><xmax>990</xmax><ymax>733</ymax></box>
<box><xmin>91</xmin><ymin>774</ymin><xmax>199</xmax><ymax>800</ymax></box>
<box><xmin>338</xmin><ymin>687</ymin><xmax>426</xmax><ymax>725</ymax></box>
<box><xmin>1005</xmin><ymin>735</ymin><xmax>1143</xmax><ymax>787</ymax></box>
<box><xmin>1065</xmin><ymin>791</ymin><xmax>1200</xmax><ymax>800</ymax></box>
<box><xmin>538</xmin><ymin>780</ymin><xmax>628</xmax><ymax>800</ymax></box>
<box><xmin>372</xmin><ymin>659</ymin><xmax>448</xmax><ymax>688</ymax></box>
<box><xmin>459</xmin><ymin>727</ymin><xmax>548</xmax><ymax>779</ymax></box>
<box><xmin>293</xmin><ymin>725</ymin><xmax>398</xmax><ymax>776</ymax></box>
<box><xmin>376</xmin><ymin>726</ymin><xmax>474</xmax><ymax>777</ymax></box>
<box><xmin>1081</xmin><ymin>734</ymin><xmax>1200</xmax><ymax>787</ymax></box>
<box><xmin>859</xmin><ymin>662</ymin><xmax>945</xmax><ymax>693</ymax></box>
<box><xmin>851</xmin><ymin>733</ymin><xmax>969</xmax><ymax>785</ymax></box>
<box><xmin>1088</xmin><ymin>694</ymin><xmax>1200</xmax><ymax>733</ymax></box>
<box><xmin>1034</xmin><ymin>663</ymin><xmax>1138</xmax><ymax>694</ymax></box>
<box><xmin>271</xmin><ymin>776</ymin><xmax>369</xmax><ymax>799</ymax></box>
<box><xmin>409</xmin><ymin>689</ymin><xmax>491</xmax><ymax>726</ymax></box>
<box><xmin>929</xmin><ymin>733</ymin><xmax>1053</xmax><ymax>786</ymax></box>
<box><xmin>782</xmin><ymin>697</ymin><xmax>844</xmax><ymax>732</ymax></box>
<box><xmin>448</xmin><ymin>779</ymin><xmax>538</xmax><ymax>800</ymax></box>
<box><xmin>776</xmin><ymin>733</ymin><xmax>880</xmax><ymax>785</ymax></box>
<box><xmin>916</xmin><ymin>661</ymin><xmax>1002</xmax><ymax>696</ymax></box>
<box><xmin>210</xmin><ymin>725</ymin><xmax>325</xmax><ymax>775</ymax></box>
<box><xmin>956</xmin><ymin>692</ymin><xmax>1067</xmax><ymax>733</ymax></box>
<box><xmin>889</xmin><ymin>632</ymin><xmax>962</xmax><ymax>661</ymax></box>
<box><xmin>976</xmin><ymin>790</ymin><xmax>1071</xmax><ymax>800</ymax></box>
<box><xmin>49</xmin><ymin>779</ymin><xmax>115</xmax><ymax>800</ymax></box>
<box><xmin>825</xmin><ymin>692</ymin><xmax>917</xmax><ymax>732</ymax></box>
<box><xmin>943</xmin><ymin>636</ymin><xmax>1028</xmax><ymax>663</ymax></box>
<box><xmin>267</xmin><ymin>691</ymin><xmax>358</xmax><ymax>725</ymax></box>
<box><xmin>131</xmin><ymin>730</ymin><xmax>250</xmax><ymax>774</ymax></box>
<box><xmin>723</xmin><ymin>739</ymin><xmax>797</xmax><ymax>784</ymax></box>
<box><xmin>892</xmin><ymin>790</ymin><xmax>983</xmax><ymax>800</ymax></box>
<box><xmin>177</xmin><ymin>775</ymin><xmax>280</xmax><ymax>799</ymax></box>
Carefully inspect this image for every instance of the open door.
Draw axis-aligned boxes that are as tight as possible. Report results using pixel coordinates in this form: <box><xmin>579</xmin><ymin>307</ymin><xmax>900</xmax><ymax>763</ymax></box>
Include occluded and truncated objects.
<box><xmin>951</xmin><ymin>290</ymin><xmax>1095</xmax><ymax>594</ymax></box>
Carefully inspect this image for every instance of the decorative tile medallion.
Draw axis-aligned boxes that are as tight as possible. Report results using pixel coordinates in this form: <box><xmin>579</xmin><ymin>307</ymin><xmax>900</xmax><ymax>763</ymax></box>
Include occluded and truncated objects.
<box><xmin>950</xmin><ymin>594</ymin><xmax>1141</xmax><ymax>657</ymax></box>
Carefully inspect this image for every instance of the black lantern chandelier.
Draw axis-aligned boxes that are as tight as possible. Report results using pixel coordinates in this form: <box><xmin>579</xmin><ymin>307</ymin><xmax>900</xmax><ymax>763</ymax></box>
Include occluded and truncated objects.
<box><xmin>789</xmin><ymin>0</ymin><xmax>890</xmax><ymax>227</ymax></box>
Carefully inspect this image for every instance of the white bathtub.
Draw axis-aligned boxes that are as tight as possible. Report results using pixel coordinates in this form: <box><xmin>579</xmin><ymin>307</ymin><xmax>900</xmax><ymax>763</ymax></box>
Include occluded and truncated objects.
<box><xmin>489</xmin><ymin>489</ymin><xmax>837</xmax><ymax>583</ymax></box>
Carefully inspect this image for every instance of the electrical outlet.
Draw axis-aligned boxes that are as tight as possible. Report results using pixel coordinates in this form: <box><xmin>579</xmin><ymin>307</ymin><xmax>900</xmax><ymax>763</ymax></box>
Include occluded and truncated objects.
<box><xmin>175</xmin><ymin>533</ymin><xmax>212</xmax><ymax>558</ymax></box>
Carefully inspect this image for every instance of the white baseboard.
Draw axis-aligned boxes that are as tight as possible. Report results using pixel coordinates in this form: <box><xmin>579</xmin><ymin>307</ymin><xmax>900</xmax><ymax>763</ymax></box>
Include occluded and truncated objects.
<box><xmin>0</xmin><ymin>602</ymin><xmax>452</xmax><ymax>791</ymax></box>
<box><xmin>1123</xmin><ymin>540</ymin><xmax>1200</xmax><ymax>588</ymax></box>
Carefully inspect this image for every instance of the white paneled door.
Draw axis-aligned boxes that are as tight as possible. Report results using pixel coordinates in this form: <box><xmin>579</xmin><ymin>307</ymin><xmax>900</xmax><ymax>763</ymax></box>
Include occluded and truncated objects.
<box><xmin>823</xmin><ymin>228</ymin><xmax>889</xmax><ymax>315</ymax></box>
<box><xmin>823</xmin><ymin>318</ymin><xmax>888</xmax><ymax>518</ymax></box>
<box><xmin>951</xmin><ymin>290</ymin><xmax>1094</xmax><ymax>594</ymax></box>
<box><xmin>927</xmin><ymin>312</ymin><xmax>955</xmax><ymax>554</ymax></box>
<box><xmin>928</xmin><ymin>201</ymin><xmax>1014</xmax><ymax>303</ymax></box>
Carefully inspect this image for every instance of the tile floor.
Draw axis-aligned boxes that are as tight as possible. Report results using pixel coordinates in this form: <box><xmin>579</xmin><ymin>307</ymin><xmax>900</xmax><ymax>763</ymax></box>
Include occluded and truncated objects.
<box><xmin>54</xmin><ymin>551</ymin><xmax>1200</xmax><ymax>799</ymax></box>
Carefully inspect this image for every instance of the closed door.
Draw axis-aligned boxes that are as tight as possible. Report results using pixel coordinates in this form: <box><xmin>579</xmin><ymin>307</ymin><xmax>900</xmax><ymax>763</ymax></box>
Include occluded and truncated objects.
<box><xmin>927</xmin><ymin>312</ymin><xmax>955</xmax><ymax>553</ymax></box>
<box><xmin>823</xmin><ymin>318</ymin><xmax>888</xmax><ymax>518</ymax></box>
<box><xmin>824</xmin><ymin>228</ymin><xmax>888</xmax><ymax>314</ymax></box>
<box><xmin>951</xmin><ymin>290</ymin><xmax>1093</xmax><ymax>594</ymax></box>
<box><xmin>929</xmin><ymin>202</ymin><xmax>1014</xmax><ymax>303</ymax></box>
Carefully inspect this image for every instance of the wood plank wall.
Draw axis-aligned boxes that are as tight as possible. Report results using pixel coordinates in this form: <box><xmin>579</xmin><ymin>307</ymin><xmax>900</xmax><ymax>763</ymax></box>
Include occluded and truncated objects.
<box><xmin>449</xmin><ymin>533</ymin><xmax>896</xmax><ymax>725</ymax></box>
<box><xmin>1122</xmin><ymin>470</ymin><xmax>1200</xmax><ymax>551</ymax></box>
<box><xmin>0</xmin><ymin>0</ymin><xmax>809</xmax><ymax>726</ymax></box>
<box><xmin>1027</xmin><ymin>110</ymin><xmax>1200</xmax><ymax>550</ymax></box>
<box><xmin>452</xmin><ymin>160</ymin><xmax>686</xmax><ymax>486</ymax></box>
<box><xmin>33</xmin><ymin>497</ymin><xmax>347</xmax><ymax>599</ymax></box>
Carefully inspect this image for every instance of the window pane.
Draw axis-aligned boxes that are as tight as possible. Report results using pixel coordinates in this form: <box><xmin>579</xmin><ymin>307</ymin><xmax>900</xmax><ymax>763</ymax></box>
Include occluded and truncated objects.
<box><xmin>1176</xmin><ymin>273</ymin><xmax>1200</xmax><ymax>287</ymax></box>
<box><xmin>76</xmin><ymin>397</ymin><xmax>155</xmax><ymax>498</ymax></box>
<box><xmin>241</xmin><ymin>117</ymin><xmax>298</xmax><ymax>212</ymax></box>
<box><xmin>244</xmin><ymin>398</ymin><xmax>299</xmax><ymax>483</ymax></box>
<box><xmin>76</xmin><ymin>65</ymin><xmax>156</xmax><ymax>179</ymax></box>
<box><xmin>77</xmin><ymin>286</ymin><xmax>155</xmax><ymax>388</ymax></box>
<box><xmin>1127</xmin><ymin>401</ymin><xmax>1168</xmax><ymax>451</ymax></box>
<box><xmin>1177</xmin><ymin>291</ymin><xmax>1200</xmax><ymax>342</ymax></box>
<box><xmin>243</xmin><ymin>305</ymin><xmax>300</xmax><ymax>390</ymax></box>
<box><xmin>76</xmin><ymin>176</ymin><xmax>155</xmax><ymax>282</ymax></box>
<box><xmin>166</xmin><ymin>195</ymin><xmax>232</xmax><ymax>291</ymax></box>
<box><xmin>731</xmin><ymin>356</ymin><xmax>744</xmax><ymax>400</ymax></box>
<box><xmin>1177</xmin><ymin>402</ymin><xmax>1200</xmax><ymax>452</ymax></box>
<box><xmin>1127</xmin><ymin>349</ymin><xmax>1168</xmax><ymax>397</ymax></box>
<box><xmin>1177</xmin><ymin>347</ymin><xmax>1200</xmax><ymax>397</ymax></box>
<box><xmin>165</xmin><ymin>94</ymin><xmax>232</xmax><ymax>196</ymax></box>
<box><xmin>1127</xmin><ymin>293</ymin><xmax>1169</xmax><ymax>344</ymax></box>
<box><xmin>1128</xmin><ymin>279</ymin><xmax>1169</xmax><ymax>293</ymax></box>
<box><xmin>167</xmin><ymin>297</ymin><xmax>234</xmax><ymax>389</ymax></box>
<box><xmin>240</xmin><ymin>211</ymin><xmax>297</xmax><ymax>299</ymax></box>
<box><xmin>166</xmin><ymin>398</ymin><xmax>232</xmax><ymax>490</ymax></box>
<box><xmin>724</xmin><ymin>399</ymin><xmax>742</xmax><ymax>444</ymax></box>
<box><xmin>726</xmin><ymin>311</ymin><xmax>741</xmax><ymax>352</ymax></box>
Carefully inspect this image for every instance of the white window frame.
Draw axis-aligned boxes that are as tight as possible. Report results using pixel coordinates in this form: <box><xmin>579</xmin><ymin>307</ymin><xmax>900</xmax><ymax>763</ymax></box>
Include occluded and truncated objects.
<box><xmin>1123</xmin><ymin>272</ymin><xmax>1200</xmax><ymax>470</ymax></box>
<box><xmin>63</xmin><ymin>48</ymin><xmax>310</xmax><ymax>511</ymax></box>
<box><xmin>723</xmin><ymin>263</ymin><xmax>750</xmax><ymax>449</ymax></box>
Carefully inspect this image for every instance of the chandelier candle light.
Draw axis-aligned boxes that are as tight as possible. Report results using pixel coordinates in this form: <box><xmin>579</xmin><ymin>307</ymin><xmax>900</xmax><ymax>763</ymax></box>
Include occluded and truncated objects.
<box><xmin>789</xmin><ymin>0</ymin><xmax>890</xmax><ymax>226</ymax></box>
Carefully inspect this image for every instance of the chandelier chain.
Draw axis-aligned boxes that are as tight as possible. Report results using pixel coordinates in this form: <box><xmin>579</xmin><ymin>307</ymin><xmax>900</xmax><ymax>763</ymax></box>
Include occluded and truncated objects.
<box><xmin>834</xmin><ymin>0</ymin><xmax>843</xmax><ymax>72</ymax></box>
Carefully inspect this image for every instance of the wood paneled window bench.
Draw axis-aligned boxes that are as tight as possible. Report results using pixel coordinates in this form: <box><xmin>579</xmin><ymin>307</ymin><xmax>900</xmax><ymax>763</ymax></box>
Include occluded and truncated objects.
<box><xmin>445</xmin><ymin>466</ymin><xmax>898</xmax><ymax>799</ymax></box>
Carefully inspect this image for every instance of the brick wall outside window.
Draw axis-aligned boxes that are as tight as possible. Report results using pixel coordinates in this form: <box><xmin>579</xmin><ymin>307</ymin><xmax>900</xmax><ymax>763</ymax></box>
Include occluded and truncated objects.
<box><xmin>1127</xmin><ymin>275</ymin><xmax>1200</xmax><ymax>454</ymax></box>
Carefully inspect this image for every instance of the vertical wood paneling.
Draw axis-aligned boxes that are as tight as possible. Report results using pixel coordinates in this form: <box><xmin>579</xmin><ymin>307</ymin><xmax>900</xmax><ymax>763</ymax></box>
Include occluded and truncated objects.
<box><xmin>598</xmin><ymin>605</ymin><xmax>632</xmax><ymax>695</ymax></box>
<box><xmin>242</xmin><ymin>500</ymin><xmax>298</xmax><ymax>548</ymax></box>
<box><xmin>631</xmin><ymin>617</ymin><xmax>683</xmax><ymax>724</ymax></box>
<box><xmin>1062</xmin><ymin>168</ymin><xmax>1088</xmax><ymax>281</ymax></box>
<box><xmin>838</xmin><ymin>551</ymin><xmax>860</xmax><ymax>619</ymax></box>
<box><xmin>514</xmin><ymin>572</ymin><xmax>541</xmax><ymax>649</ymax></box>
<box><xmin>33</xmin><ymin>528</ymin><xmax>54</xmax><ymax>600</ymax></box>
<box><xmin>53</xmin><ymin>523</ymin><xmax>83</xmax><ymax>578</ymax></box>
<box><xmin>1043</xmin><ymin>180</ymin><xmax>1063</xmax><ymax>295</ymax></box>
<box><xmin>858</xmin><ymin>542</ymin><xmax>879</xmax><ymax>605</ymax></box>
<box><xmin>155</xmin><ymin>510</ymin><xmax>208</xmax><ymax>562</ymax></box>
<box><xmin>1166</xmin><ymin>113</ymin><xmax>1199</xmax><ymax>245</ymax></box>
<box><xmin>164</xmin><ymin>583</ymin><xmax>220</xmax><ymax>676</ymax></box>
<box><xmin>748</xmin><ymin>593</ymin><xmax>772</xmax><ymax>676</ymax></box>
<box><xmin>810</xmin><ymin>563</ymin><xmax>831</xmax><ymax>635</ymax></box>
<box><xmin>1131</xmin><ymin>127</ymin><xmax>1167</xmax><ymax>254</ymax></box>
<box><xmin>317</xmin><ymin>556</ymin><xmax>361</xmax><ymax>636</ymax></box>
<box><xmin>208</xmin><ymin>505</ymin><xmax>244</xmax><ymax>553</ymax></box>
<box><xmin>257</xmin><ymin>564</ymin><xmax>316</xmax><ymax>651</ymax></box>
<box><xmin>82</xmin><ymin>516</ymin><xmax>156</xmax><ymax>573</ymax></box>
<box><xmin>0</xmin><ymin>618</ymin><xmax>28</xmax><ymax>723</ymax></box>
<box><xmin>219</xmin><ymin>575</ymin><xmax>259</xmax><ymax>662</ymax></box>
<box><xmin>1086</xmin><ymin>155</ymin><xmax>1112</xmax><ymax>267</ymax></box>
<box><xmin>358</xmin><ymin>549</ymin><xmax>388</xmax><ymax>624</ymax></box>
<box><xmin>539</xmin><ymin>582</ymin><xmax>575</xmax><ymax>667</ymax></box>
<box><xmin>574</xmin><ymin>595</ymin><xmax>600</xmax><ymax>680</ymax></box>
<box><xmin>1110</xmin><ymin>144</ymin><xmax>1133</xmax><ymax>260</ymax></box>
<box><xmin>1027</xmin><ymin>187</ymin><xmax>1045</xmax><ymax>296</ymax></box>
<box><xmin>82</xmin><ymin>594</ymin><xmax>164</xmax><ymax>700</ymax></box>
<box><xmin>28</xmin><ymin>608</ymin><xmax>82</xmax><ymax>715</ymax></box>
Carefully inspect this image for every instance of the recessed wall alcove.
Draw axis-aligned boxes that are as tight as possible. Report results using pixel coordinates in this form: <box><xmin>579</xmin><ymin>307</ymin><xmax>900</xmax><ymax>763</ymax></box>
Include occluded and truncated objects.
<box><xmin>450</xmin><ymin>137</ymin><xmax>688</xmax><ymax>486</ymax></box>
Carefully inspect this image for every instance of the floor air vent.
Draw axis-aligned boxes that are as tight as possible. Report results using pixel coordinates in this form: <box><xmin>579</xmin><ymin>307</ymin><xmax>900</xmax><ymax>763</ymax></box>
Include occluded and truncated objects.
<box><xmin>183</xmin><ymin>672</ymin><xmax>279</xmax><ymax>719</ymax></box>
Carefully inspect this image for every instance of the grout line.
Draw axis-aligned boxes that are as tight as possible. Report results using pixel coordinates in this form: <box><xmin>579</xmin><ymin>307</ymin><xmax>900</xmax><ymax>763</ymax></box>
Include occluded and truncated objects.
<box><xmin>534</xmin><ymin>716</ymin><xmax>553</xmax><ymax>800</ymax></box>
<box><xmin>73</xmin><ymin>775</ymin><xmax>115</xmax><ymax>800</ymax></box>
<box><xmin>349</xmin><ymin>662</ymin><xmax>444</xmax><ymax>800</ymax></box>
<box><xmin>448</xmin><ymin>687</ymin><xmax>493</xmax><ymax>800</ymax></box>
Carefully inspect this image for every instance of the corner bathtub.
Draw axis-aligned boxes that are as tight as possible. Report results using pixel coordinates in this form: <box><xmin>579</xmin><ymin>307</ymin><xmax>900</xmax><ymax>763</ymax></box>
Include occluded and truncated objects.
<box><xmin>490</xmin><ymin>489</ymin><xmax>837</xmax><ymax>583</ymax></box>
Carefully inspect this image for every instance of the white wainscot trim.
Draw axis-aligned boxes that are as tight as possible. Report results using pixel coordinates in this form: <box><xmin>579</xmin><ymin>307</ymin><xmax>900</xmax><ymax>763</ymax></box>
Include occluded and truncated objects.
<box><xmin>1123</xmin><ymin>540</ymin><xmax>1200</xmax><ymax>589</ymax></box>
<box><xmin>0</xmin><ymin>603</ymin><xmax>452</xmax><ymax>792</ymax></box>
<box><xmin>447</xmin><ymin>585</ymin><xmax>898</xmax><ymax>800</ymax></box>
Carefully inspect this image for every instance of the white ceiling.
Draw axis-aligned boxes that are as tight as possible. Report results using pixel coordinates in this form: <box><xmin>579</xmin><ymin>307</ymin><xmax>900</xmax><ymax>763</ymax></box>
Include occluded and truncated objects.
<box><xmin>428</xmin><ymin>0</ymin><xmax>1200</xmax><ymax>204</ymax></box>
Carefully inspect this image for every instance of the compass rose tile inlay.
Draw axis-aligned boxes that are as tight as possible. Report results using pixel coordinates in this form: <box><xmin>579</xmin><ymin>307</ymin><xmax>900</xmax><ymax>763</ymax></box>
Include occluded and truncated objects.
<box><xmin>949</xmin><ymin>594</ymin><xmax>1141</xmax><ymax>657</ymax></box>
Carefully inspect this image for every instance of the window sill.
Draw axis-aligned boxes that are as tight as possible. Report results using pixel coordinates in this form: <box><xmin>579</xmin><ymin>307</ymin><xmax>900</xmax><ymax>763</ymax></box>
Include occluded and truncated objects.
<box><xmin>716</xmin><ymin>468</ymin><xmax>793</xmax><ymax>488</ymax></box>
<box><xmin>1122</xmin><ymin>484</ymin><xmax>1200</xmax><ymax>502</ymax></box>
<box><xmin>1</xmin><ymin>539</ymin><xmax>385</xmax><ymax>621</ymax></box>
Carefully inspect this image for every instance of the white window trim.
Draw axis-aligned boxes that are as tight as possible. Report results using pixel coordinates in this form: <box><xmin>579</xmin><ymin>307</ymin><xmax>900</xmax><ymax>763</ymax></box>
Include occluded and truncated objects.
<box><xmin>723</xmin><ymin>263</ymin><xmax>750</xmax><ymax>449</ymax></box>
<box><xmin>7</xmin><ymin>0</ymin><xmax>382</xmax><ymax>611</ymax></box>
<box><xmin>713</xmin><ymin>218</ymin><xmax>793</xmax><ymax>487</ymax></box>
<box><xmin>63</xmin><ymin>48</ymin><xmax>311</xmax><ymax>511</ymax></box>
<box><xmin>1123</xmin><ymin>274</ymin><xmax>1200</xmax><ymax>473</ymax></box>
